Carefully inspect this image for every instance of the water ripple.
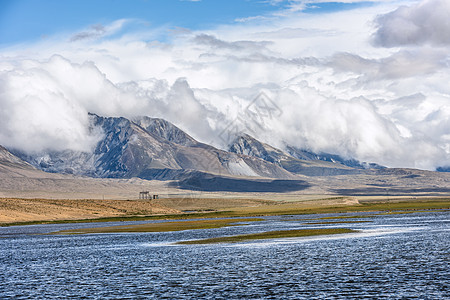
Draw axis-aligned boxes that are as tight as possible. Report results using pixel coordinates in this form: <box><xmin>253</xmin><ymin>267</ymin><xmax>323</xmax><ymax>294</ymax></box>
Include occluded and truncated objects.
<box><xmin>0</xmin><ymin>211</ymin><xmax>448</xmax><ymax>299</ymax></box>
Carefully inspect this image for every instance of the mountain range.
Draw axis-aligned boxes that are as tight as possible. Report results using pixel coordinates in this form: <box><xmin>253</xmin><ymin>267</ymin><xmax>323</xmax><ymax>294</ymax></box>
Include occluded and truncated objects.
<box><xmin>2</xmin><ymin>113</ymin><xmax>450</xmax><ymax>195</ymax></box>
<box><xmin>8</xmin><ymin>113</ymin><xmax>378</xmax><ymax>180</ymax></box>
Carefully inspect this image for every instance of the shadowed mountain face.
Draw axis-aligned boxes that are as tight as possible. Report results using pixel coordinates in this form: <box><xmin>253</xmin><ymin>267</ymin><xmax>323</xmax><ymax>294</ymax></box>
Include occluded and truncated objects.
<box><xmin>169</xmin><ymin>171</ymin><xmax>311</xmax><ymax>192</ymax></box>
<box><xmin>437</xmin><ymin>166</ymin><xmax>450</xmax><ymax>172</ymax></box>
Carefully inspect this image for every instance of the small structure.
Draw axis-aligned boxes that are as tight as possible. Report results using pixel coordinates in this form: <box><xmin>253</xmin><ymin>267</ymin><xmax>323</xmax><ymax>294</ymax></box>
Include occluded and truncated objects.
<box><xmin>139</xmin><ymin>191</ymin><xmax>159</xmax><ymax>200</ymax></box>
<box><xmin>139</xmin><ymin>191</ymin><xmax>150</xmax><ymax>200</ymax></box>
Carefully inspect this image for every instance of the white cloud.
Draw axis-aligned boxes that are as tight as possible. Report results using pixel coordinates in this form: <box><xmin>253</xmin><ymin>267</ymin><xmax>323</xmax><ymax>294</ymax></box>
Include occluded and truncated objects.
<box><xmin>373</xmin><ymin>0</ymin><xmax>450</xmax><ymax>47</ymax></box>
<box><xmin>0</xmin><ymin>0</ymin><xmax>449</xmax><ymax>170</ymax></box>
<box><xmin>0</xmin><ymin>57</ymin><xmax>102</xmax><ymax>153</ymax></box>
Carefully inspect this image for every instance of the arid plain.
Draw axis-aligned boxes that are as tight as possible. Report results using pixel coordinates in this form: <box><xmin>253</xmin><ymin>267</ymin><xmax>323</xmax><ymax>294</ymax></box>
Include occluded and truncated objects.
<box><xmin>1</xmin><ymin>156</ymin><xmax>449</xmax><ymax>225</ymax></box>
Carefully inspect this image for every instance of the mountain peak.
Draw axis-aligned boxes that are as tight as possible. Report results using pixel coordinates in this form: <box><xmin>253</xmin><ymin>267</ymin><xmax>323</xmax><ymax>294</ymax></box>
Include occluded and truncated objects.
<box><xmin>229</xmin><ymin>134</ymin><xmax>363</xmax><ymax>176</ymax></box>
<box><xmin>133</xmin><ymin>116</ymin><xmax>198</xmax><ymax>147</ymax></box>
<box><xmin>229</xmin><ymin>133</ymin><xmax>288</xmax><ymax>164</ymax></box>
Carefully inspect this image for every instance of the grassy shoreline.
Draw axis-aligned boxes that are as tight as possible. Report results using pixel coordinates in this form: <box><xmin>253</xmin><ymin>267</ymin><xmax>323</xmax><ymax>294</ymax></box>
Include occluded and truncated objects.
<box><xmin>1</xmin><ymin>198</ymin><xmax>449</xmax><ymax>227</ymax></box>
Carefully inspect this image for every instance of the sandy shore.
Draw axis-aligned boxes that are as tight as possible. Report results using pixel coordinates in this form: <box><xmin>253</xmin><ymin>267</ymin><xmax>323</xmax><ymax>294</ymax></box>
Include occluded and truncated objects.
<box><xmin>0</xmin><ymin>198</ymin><xmax>181</xmax><ymax>224</ymax></box>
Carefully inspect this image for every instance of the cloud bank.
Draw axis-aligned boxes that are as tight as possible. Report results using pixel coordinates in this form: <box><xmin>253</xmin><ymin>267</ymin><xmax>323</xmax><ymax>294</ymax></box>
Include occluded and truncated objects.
<box><xmin>0</xmin><ymin>0</ymin><xmax>449</xmax><ymax>170</ymax></box>
<box><xmin>373</xmin><ymin>0</ymin><xmax>450</xmax><ymax>47</ymax></box>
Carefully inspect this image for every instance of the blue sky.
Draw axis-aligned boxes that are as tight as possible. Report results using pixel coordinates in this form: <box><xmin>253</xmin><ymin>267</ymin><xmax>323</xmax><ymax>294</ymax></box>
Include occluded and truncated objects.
<box><xmin>0</xmin><ymin>0</ymin><xmax>275</xmax><ymax>46</ymax></box>
<box><xmin>0</xmin><ymin>0</ymin><xmax>375</xmax><ymax>46</ymax></box>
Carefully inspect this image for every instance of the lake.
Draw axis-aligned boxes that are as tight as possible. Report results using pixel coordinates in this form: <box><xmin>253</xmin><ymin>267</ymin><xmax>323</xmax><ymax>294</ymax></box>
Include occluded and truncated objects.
<box><xmin>1</xmin><ymin>211</ymin><xmax>449</xmax><ymax>299</ymax></box>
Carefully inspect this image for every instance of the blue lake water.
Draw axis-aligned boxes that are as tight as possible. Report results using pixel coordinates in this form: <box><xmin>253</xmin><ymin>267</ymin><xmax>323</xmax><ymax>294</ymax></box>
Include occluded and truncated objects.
<box><xmin>1</xmin><ymin>211</ymin><xmax>449</xmax><ymax>299</ymax></box>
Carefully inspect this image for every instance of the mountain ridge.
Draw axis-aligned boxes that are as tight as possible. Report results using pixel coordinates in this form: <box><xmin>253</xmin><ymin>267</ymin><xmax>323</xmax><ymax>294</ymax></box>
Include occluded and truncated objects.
<box><xmin>5</xmin><ymin>112</ymin><xmax>446</xmax><ymax>191</ymax></box>
<box><xmin>228</xmin><ymin>134</ymin><xmax>361</xmax><ymax>176</ymax></box>
<box><xmin>1</xmin><ymin>138</ymin><xmax>449</xmax><ymax>197</ymax></box>
<box><xmin>11</xmin><ymin>114</ymin><xmax>295</xmax><ymax>180</ymax></box>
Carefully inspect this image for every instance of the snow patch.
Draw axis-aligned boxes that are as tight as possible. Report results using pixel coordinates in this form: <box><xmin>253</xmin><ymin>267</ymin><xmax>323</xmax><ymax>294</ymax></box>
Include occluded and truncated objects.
<box><xmin>227</xmin><ymin>159</ymin><xmax>259</xmax><ymax>177</ymax></box>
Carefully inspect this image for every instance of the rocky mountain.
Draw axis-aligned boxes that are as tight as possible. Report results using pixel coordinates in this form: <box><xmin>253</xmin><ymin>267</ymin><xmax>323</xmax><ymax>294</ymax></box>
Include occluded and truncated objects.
<box><xmin>229</xmin><ymin>134</ymin><xmax>291</xmax><ymax>164</ymax></box>
<box><xmin>11</xmin><ymin>114</ymin><xmax>293</xmax><ymax>180</ymax></box>
<box><xmin>133</xmin><ymin>116</ymin><xmax>198</xmax><ymax>147</ymax></box>
<box><xmin>0</xmin><ymin>145</ymin><xmax>34</xmax><ymax>169</ymax></box>
<box><xmin>0</xmin><ymin>145</ymin><xmax>61</xmax><ymax>179</ymax></box>
<box><xmin>5</xmin><ymin>113</ymin><xmax>396</xmax><ymax>183</ymax></box>
<box><xmin>3</xmin><ymin>134</ymin><xmax>450</xmax><ymax>197</ymax></box>
<box><xmin>229</xmin><ymin>134</ymin><xmax>359</xmax><ymax>176</ymax></box>
<box><xmin>285</xmin><ymin>145</ymin><xmax>385</xmax><ymax>170</ymax></box>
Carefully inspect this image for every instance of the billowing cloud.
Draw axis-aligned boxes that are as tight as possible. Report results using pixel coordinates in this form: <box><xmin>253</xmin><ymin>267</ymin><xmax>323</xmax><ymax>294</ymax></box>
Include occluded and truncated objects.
<box><xmin>329</xmin><ymin>49</ymin><xmax>448</xmax><ymax>80</ymax></box>
<box><xmin>0</xmin><ymin>57</ymin><xmax>101</xmax><ymax>153</ymax></box>
<box><xmin>373</xmin><ymin>0</ymin><xmax>450</xmax><ymax>47</ymax></box>
<box><xmin>0</xmin><ymin>0</ymin><xmax>449</xmax><ymax>171</ymax></box>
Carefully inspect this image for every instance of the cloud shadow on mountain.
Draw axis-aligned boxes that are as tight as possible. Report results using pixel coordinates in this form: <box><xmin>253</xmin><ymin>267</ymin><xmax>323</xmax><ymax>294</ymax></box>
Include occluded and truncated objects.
<box><xmin>169</xmin><ymin>174</ymin><xmax>311</xmax><ymax>193</ymax></box>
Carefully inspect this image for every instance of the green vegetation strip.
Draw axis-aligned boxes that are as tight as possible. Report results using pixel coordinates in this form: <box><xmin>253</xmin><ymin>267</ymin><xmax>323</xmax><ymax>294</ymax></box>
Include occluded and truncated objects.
<box><xmin>375</xmin><ymin>211</ymin><xmax>423</xmax><ymax>215</ymax></box>
<box><xmin>316</xmin><ymin>215</ymin><xmax>372</xmax><ymax>220</ymax></box>
<box><xmin>284</xmin><ymin>215</ymin><xmax>372</xmax><ymax>222</ymax></box>
<box><xmin>303</xmin><ymin>221</ymin><xmax>371</xmax><ymax>225</ymax></box>
<box><xmin>177</xmin><ymin>228</ymin><xmax>358</xmax><ymax>245</ymax></box>
<box><xmin>248</xmin><ymin>201</ymin><xmax>450</xmax><ymax>218</ymax></box>
<box><xmin>54</xmin><ymin>218</ymin><xmax>264</xmax><ymax>235</ymax></box>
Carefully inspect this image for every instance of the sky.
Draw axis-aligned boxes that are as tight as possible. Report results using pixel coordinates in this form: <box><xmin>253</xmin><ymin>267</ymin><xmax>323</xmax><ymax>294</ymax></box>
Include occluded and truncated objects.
<box><xmin>0</xmin><ymin>0</ymin><xmax>449</xmax><ymax>171</ymax></box>
<box><xmin>0</xmin><ymin>0</ymin><xmax>377</xmax><ymax>46</ymax></box>
<box><xmin>0</xmin><ymin>0</ymin><xmax>285</xmax><ymax>46</ymax></box>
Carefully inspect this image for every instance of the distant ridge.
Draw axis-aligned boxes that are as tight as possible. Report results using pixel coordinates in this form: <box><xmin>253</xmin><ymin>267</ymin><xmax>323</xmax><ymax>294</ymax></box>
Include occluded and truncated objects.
<box><xmin>228</xmin><ymin>134</ymin><xmax>359</xmax><ymax>176</ymax></box>
<box><xmin>285</xmin><ymin>145</ymin><xmax>385</xmax><ymax>170</ymax></box>
<box><xmin>437</xmin><ymin>166</ymin><xmax>450</xmax><ymax>172</ymax></box>
<box><xmin>2</xmin><ymin>139</ymin><xmax>450</xmax><ymax>197</ymax></box>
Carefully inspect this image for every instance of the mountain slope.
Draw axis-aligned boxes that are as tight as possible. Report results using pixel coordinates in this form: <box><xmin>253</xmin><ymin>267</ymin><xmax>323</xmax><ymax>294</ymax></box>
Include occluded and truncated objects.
<box><xmin>97</xmin><ymin>114</ymin><xmax>293</xmax><ymax>179</ymax></box>
<box><xmin>0</xmin><ymin>145</ymin><xmax>179</xmax><ymax>200</ymax></box>
<box><xmin>11</xmin><ymin>114</ymin><xmax>294</xmax><ymax>180</ymax></box>
<box><xmin>2</xmin><ymin>142</ymin><xmax>449</xmax><ymax>198</ymax></box>
<box><xmin>0</xmin><ymin>145</ymin><xmax>43</xmax><ymax>179</ymax></box>
<box><xmin>286</xmin><ymin>145</ymin><xmax>385</xmax><ymax>170</ymax></box>
<box><xmin>0</xmin><ymin>145</ymin><xmax>34</xmax><ymax>169</ymax></box>
<box><xmin>133</xmin><ymin>116</ymin><xmax>198</xmax><ymax>147</ymax></box>
<box><xmin>230</xmin><ymin>133</ymin><xmax>291</xmax><ymax>164</ymax></box>
<box><xmin>229</xmin><ymin>134</ymin><xmax>358</xmax><ymax>176</ymax></box>
<box><xmin>7</xmin><ymin>114</ymin><xmax>389</xmax><ymax>181</ymax></box>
